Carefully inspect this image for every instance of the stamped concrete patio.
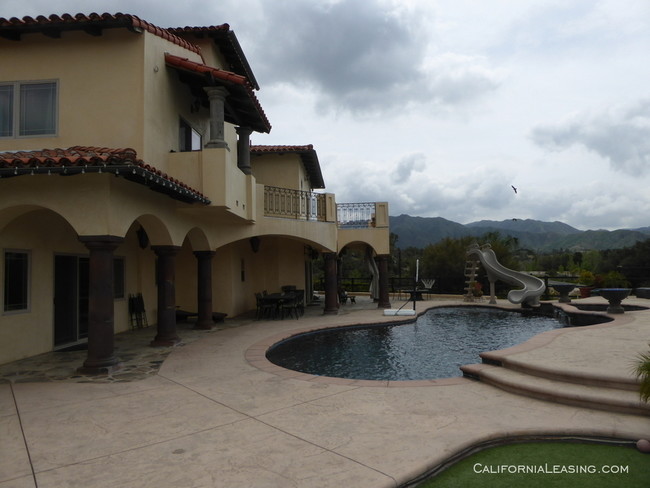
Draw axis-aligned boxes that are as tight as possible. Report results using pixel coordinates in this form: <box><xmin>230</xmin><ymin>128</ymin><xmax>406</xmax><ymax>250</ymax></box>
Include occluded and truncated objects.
<box><xmin>2</xmin><ymin>296</ymin><xmax>649</xmax><ymax>487</ymax></box>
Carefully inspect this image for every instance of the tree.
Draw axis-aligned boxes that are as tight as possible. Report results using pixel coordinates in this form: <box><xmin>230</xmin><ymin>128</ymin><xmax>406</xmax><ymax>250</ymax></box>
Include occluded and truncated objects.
<box><xmin>634</xmin><ymin>348</ymin><xmax>650</xmax><ymax>403</ymax></box>
<box><xmin>421</xmin><ymin>236</ymin><xmax>475</xmax><ymax>294</ymax></box>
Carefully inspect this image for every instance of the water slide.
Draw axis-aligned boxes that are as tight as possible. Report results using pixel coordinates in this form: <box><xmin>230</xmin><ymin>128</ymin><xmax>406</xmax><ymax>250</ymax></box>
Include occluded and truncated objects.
<box><xmin>467</xmin><ymin>243</ymin><xmax>545</xmax><ymax>307</ymax></box>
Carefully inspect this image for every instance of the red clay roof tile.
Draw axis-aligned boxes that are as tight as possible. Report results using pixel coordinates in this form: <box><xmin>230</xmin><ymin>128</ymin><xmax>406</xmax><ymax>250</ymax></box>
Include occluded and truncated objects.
<box><xmin>165</xmin><ymin>53</ymin><xmax>248</xmax><ymax>86</ymax></box>
<box><xmin>168</xmin><ymin>23</ymin><xmax>259</xmax><ymax>91</ymax></box>
<box><xmin>0</xmin><ymin>146</ymin><xmax>209</xmax><ymax>204</ymax></box>
<box><xmin>250</xmin><ymin>145</ymin><xmax>315</xmax><ymax>153</ymax></box>
<box><xmin>0</xmin><ymin>12</ymin><xmax>201</xmax><ymax>55</ymax></box>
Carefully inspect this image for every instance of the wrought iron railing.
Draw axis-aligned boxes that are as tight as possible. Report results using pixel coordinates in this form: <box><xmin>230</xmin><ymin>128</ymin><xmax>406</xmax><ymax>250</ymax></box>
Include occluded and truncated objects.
<box><xmin>336</xmin><ymin>202</ymin><xmax>377</xmax><ymax>228</ymax></box>
<box><xmin>264</xmin><ymin>186</ymin><xmax>326</xmax><ymax>221</ymax></box>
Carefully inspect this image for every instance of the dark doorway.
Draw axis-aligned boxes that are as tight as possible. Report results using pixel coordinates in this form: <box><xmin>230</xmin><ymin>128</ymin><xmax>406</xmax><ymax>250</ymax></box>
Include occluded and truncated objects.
<box><xmin>54</xmin><ymin>255</ymin><xmax>89</xmax><ymax>347</ymax></box>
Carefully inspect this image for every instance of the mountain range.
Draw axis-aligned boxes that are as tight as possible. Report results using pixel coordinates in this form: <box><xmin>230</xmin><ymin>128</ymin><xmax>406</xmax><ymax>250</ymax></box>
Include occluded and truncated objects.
<box><xmin>390</xmin><ymin>215</ymin><xmax>650</xmax><ymax>252</ymax></box>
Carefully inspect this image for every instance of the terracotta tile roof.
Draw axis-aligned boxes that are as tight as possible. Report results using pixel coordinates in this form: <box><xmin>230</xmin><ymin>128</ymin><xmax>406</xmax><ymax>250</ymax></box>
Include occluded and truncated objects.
<box><xmin>167</xmin><ymin>24</ymin><xmax>231</xmax><ymax>36</ymax></box>
<box><xmin>0</xmin><ymin>13</ymin><xmax>201</xmax><ymax>55</ymax></box>
<box><xmin>165</xmin><ymin>53</ymin><xmax>249</xmax><ymax>85</ymax></box>
<box><xmin>0</xmin><ymin>146</ymin><xmax>210</xmax><ymax>204</ymax></box>
<box><xmin>250</xmin><ymin>145</ymin><xmax>315</xmax><ymax>153</ymax></box>
<box><xmin>165</xmin><ymin>53</ymin><xmax>271</xmax><ymax>133</ymax></box>
<box><xmin>250</xmin><ymin>145</ymin><xmax>325</xmax><ymax>189</ymax></box>
<box><xmin>168</xmin><ymin>24</ymin><xmax>259</xmax><ymax>90</ymax></box>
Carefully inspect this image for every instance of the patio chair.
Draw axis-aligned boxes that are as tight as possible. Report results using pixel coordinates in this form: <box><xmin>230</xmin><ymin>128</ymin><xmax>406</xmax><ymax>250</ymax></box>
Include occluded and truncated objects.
<box><xmin>128</xmin><ymin>293</ymin><xmax>149</xmax><ymax>330</ymax></box>
<box><xmin>255</xmin><ymin>292</ymin><xmax>276</xmax><ymax>320</ymax></box>
<box><xmin>338</xmin><ymin>289</ymin><xmax>355</xmax><ymax>304</ymax></box>
<box><xmin>279</xmin><ymin>291</ymin><xmax>302</xmax><ymax>320</ymax></box>
<box><xmin>294</xmin><ymin>290</ymin><xmax>305</xmax><ymax>317</ymax></box>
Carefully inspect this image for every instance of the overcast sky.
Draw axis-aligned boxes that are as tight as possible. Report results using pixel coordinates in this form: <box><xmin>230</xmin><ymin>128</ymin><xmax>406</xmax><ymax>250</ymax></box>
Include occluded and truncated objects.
<box><xmin>5</xmin><ymin>0</ymin><xmax>650</xmax><ymax>230</ymax></box>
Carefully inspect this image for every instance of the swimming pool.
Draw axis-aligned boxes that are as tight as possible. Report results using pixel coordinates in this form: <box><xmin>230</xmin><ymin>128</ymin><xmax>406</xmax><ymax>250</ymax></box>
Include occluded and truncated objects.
<box><xmin>266</xmin><ymin>307</ymin><xmax>567</xmax><ymax>381</ymax></box>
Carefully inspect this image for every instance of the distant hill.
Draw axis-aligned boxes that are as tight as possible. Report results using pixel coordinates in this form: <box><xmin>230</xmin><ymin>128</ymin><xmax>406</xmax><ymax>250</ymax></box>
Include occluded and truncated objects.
<box><xmin>465</xmin><ymin>219</ymin><xmax>580</xmax><ymax>235</ymax></box>
<box><xmin>389</xmin><ymin>215</ymin><xmax>468</xmax><ymax>249</ymax></box>
<box><xmin>390</xmin><ymin>215</ymin><xmax>649</xmax><ymax>251</ymax></box>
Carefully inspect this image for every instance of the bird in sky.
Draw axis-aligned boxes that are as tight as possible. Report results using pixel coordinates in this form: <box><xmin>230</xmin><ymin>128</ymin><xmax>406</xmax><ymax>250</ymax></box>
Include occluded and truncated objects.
<box><xmin>511</xmin><ymin>185</ymin><xmax>517</xmax><ymax>194</ymax></box>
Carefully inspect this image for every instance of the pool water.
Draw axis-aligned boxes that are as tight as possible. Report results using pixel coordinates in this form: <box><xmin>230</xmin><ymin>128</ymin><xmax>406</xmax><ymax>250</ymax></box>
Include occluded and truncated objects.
<box><xmin>266</xmin><ymin>307</ymin><xmax>566</xmax><ymax>381</ymax></box>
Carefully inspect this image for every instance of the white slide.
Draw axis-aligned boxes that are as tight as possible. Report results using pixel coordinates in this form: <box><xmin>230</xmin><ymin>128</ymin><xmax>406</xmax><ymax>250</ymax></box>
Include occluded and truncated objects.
<box><xmin>467</xmin><ymin>243</ymin><xmax>545</xmax><ymax>307</ymax></box>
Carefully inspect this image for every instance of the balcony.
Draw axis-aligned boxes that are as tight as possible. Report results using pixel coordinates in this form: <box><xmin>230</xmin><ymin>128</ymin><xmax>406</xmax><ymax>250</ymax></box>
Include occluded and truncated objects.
<box><xmin>261</xmin><ymin>190</ymin><xmax>389</xmax><ymax>254</ymax></box>
<box><xmin>264</xmin><ymin>186</ymin><xmax>327</xmax><ymax>221</ymax></box>
<box><xmin>337</xmin><ymin>202</ymin><xmax>380</xmax><ymax>228</ymax></box>
<box><xmin>337</xmin><ymin>202</ymin><xmax>390</xmax><ymax>255</ymax></box>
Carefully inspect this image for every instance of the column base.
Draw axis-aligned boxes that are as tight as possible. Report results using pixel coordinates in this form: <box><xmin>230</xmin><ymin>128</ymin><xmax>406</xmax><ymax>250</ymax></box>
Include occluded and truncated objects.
<box><xmin>77</xmin><ymin>358</ymin><xmax>123</xmax><ymax>375</ymax></box>
<box><xmin>378</xmin><ymin>300</ymin><xmax>391</xmax><ymax>309</ymax></box>
<box><xmin>323</xmin><ymin>309</ymin><xmax>339</xmax><ymax>315</ymax></box>
<box><xmin>193</xmin><ymin>321</ymin><xmax>213</xmax><ymax>330</ymax></box>
<box><xmin>150</xmin><ymin>336</ymin><xmax>181</xmax><ymax>347</ymax></box>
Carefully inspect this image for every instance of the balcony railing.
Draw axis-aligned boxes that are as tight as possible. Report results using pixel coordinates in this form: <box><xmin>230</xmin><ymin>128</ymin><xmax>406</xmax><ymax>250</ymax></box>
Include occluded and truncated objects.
<box><xmin>264</xmin><ymin>186</ymin><xmax>326</xmax><ymax>221</ymax></box>
<box><xmin>337</xmin><ymin>202</ymin><xmax>377</xmax><ymax>228</ymax></box>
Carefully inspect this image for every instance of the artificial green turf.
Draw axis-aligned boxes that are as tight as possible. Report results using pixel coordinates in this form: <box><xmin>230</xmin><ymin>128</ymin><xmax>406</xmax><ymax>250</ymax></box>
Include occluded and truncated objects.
<box><xmin>418</xmin><ymin>442</ymin><xmax>650</xmax><ymax>488</ymax></box>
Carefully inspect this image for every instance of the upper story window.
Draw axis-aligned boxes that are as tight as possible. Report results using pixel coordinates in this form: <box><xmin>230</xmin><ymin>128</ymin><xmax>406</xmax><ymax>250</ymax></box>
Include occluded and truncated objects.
<box><xmin>0</xmin><ymin>81</ymin><xmax>58</xmax><ymax>138</ymax></box>
<box><xmin>179</xmin><ymin>118</ymin><xmax>202</xmax><ymax>151</ymax></box>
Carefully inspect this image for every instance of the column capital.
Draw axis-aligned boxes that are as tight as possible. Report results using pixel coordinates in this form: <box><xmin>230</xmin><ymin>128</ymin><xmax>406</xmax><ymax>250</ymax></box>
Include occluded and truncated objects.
<box><xmin>235</xmin><ymin>126</ymin><xmax>253</xmax><ymax>136</ymax></box>
<box><xmin>78</xmin><ymin>235</ymin><xmax>124</xmax><ymax>249</ymax></box>
<box><xmin>203</xmin><ymin>86</ymin><xmax>229</xmax><ymax>100</ymax></box>
<box><xmin>151</xmin><ymin>245</ymin><xmax>181</xmax><ymax>256</ymax></box>
<box><xmin>193</xmin><ymin>250</ymin><xmax>216</xmax><ymax>258</ymax></box>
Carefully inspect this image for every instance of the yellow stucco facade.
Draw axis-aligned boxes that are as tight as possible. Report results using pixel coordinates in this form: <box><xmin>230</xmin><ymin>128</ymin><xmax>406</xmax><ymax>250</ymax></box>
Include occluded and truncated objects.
<box><xmin>0</xmin><ymin>14</ymin><xmax>390</xmax><ymax>366</ymax></box>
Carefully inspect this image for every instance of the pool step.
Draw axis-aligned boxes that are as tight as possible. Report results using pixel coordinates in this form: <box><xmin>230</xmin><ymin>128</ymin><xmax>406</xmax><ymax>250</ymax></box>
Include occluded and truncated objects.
<box><xmin>460</xmin><ymin>363</ymin><xmax>650</xmax><ymax>416</ymax></box>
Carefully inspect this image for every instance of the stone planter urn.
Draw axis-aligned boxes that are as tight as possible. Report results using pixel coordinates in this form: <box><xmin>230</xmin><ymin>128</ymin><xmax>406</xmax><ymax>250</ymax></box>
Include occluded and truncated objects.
<box><xmin>598</xmin><ymin>288</ymin><xmax>632</xmax><ymax>314</ymax></box>
<box><xmin>579</xmin><ymin>286</ymin><xmax>594</xmax><ymax>298</ymax></box>
<box><xmin>550</xmin><ymin>283</ymin><xmax>575</xmax><ymax>303</ymax></box>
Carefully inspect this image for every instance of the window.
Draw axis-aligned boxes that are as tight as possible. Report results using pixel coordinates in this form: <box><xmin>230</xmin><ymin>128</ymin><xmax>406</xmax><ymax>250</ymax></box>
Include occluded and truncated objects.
<box><xmin>4</xmin><ymin>251</ymin><xmax>30</xmax><ymax>312</ymax></box>
<box><xmin>179</xmin><ymin>118</ymin><xmax>202</xmax><ymax>151</ymax></box>
<box><xmin>0</xmin><ymin>81</ymin><xmax>57</xmax><ymax>138</ymax></box>
<box><xmin>0</xmin><ymin>85</ymin><xmax>13</xmax><ymax>137</ymax></box>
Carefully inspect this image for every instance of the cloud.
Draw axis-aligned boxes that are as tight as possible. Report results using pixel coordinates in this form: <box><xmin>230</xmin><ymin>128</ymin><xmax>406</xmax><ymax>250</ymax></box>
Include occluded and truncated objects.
<box><xmin>530</xmin><ymin>99</ymin><xmax>650</xmax><ymax>175</ymax></box>
<box><xmin>246</xmin><ymin>0</ymin><xmax>501</xmax><ymax>116</ymax></box>
<box><xmin>391</xmin><ymin>153</ymin><xmax>426</xmax><ymax>183</ymax></box>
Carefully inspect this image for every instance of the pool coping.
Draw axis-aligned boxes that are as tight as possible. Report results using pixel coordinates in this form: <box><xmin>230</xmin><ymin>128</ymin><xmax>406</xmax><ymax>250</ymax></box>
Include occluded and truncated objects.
<box><xmin>244</xmin><ymin>301</ymin><xmax>635</xmax><ymax>387</ymax></box>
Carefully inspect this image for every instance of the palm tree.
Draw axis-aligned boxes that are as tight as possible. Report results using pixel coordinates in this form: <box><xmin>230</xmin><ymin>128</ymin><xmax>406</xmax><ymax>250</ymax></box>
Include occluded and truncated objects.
<box><xmin>634</xmin><ymin>348</ymin><xmax>650</xmax><ymax>402</ymax></box>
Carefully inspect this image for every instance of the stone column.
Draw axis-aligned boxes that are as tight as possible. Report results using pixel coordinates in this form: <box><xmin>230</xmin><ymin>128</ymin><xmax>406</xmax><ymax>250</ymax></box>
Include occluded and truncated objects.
<box><xmin>375</xmin><ymin>254</ymin><xmax>392</xmax><ymax>309</ymax></box>
<box><xmin>151</xmin><ymin>246</ymin><xmax>181</xmax><ymax>346</ymax></box>
<box><xmin>78</xmin><ymin>236</ymin><xmax>124</xmax><ymax>374</ymax></box>
<box><xmin>235</xmin><ymin>126</ymin><xmax>252</xmax><ymax>175</ymax></box>
<box><xmin>194</xmin><ymin>251</ymin><xmax>216</xmax><ymax>330</ymax></box>
<box><xmin>203</xmin><ymin>86</ymin><xmax>229</xmax><ymax>149</ymax></box>
<box><xmin>323</xmin><ymin>252</ymin><xmax>339</xmax><ymax>315</ymax></box>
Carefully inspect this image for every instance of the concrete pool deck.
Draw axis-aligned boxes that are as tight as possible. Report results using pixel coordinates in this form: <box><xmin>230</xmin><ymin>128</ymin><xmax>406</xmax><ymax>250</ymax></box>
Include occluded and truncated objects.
<box><xmin>2</xmin><ymin>296</ymin><xmax>650</xmax><ymax>487</ymax></box>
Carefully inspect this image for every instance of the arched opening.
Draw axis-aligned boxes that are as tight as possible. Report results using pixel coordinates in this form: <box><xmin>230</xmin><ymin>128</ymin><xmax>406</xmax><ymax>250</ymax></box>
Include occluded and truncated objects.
<box><xmin>335</xmin><ymin>242</ymin><xmax>379</xmax><ymax>302</ymax></box>
<box><xmin>0</xmin><ymin>207</ymin><xmax>88</xmax><ymax>362</ymax></box>
<box><xmin>212</xmin><ymin>234</ymin><xmax>326</xmax><ymax>317</ymax></box>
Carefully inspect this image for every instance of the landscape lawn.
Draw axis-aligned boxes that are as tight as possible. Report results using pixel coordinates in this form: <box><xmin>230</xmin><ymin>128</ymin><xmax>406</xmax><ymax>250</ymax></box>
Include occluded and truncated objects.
<box><xmin>418</xmin><ymin>441</ymin><xmax>649</xmax><ymax>488</ymax></box>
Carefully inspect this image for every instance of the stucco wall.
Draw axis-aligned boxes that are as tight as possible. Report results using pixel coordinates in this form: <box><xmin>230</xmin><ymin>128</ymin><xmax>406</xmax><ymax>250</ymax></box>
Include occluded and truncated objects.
<box><xmin>0</xmin><ymin>29</ymin><xmax>145</xmax><ymax>153</ymax></box>
<box><xmin>251</xmin><ymin>154</ymin><xmax>311</xmax><ymax>191</ymax></box>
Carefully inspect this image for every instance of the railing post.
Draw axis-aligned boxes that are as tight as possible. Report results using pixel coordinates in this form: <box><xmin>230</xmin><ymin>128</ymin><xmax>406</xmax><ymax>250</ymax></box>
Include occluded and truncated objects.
<box><xmin>263</xmin><ymin>186</ymin><xmax>328</xmax><ymax>221</ymax></box>
<box><xmin>336</xmin><ymin>202</ymin><xmax>377</xmax><ymax>228</ymax></box>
